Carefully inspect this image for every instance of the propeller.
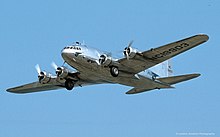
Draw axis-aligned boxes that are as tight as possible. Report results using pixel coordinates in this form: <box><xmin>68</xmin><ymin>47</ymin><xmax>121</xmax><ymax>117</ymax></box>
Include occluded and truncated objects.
<box><xmin>35</xmin><ymin>64</ymin><xmax>41</xmax><ymax>75</ymax></box>
<box><xmin>35</xmin><ymin>64</ymin><xmax>45</xmax><ymax>82</ymax></box>
<box><xmin>51</xmin><ymin>62</ymin><xmax>58</xmax><ymax>70</ymax></box>
<box><xmin>128</xmin><ymin>40</ymin><xmax>133</xmax><ymax>48</ymax></box>
<box><xmin>123</xmin><ymin>40</ymin><xmax>133</xmax><ymax>60</ymax></box>
<box><xmin>51</xmin><ymin>61</ymin><xmax>62</xmax><ymax>76</ymax></box>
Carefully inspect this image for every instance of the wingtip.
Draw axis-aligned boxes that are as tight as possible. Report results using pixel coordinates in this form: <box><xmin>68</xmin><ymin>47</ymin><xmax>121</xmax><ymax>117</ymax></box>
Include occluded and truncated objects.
<box><xmin>6</xmin><ymin>87</ymin><xmax>19</xmax><ymax>93</ymax></box>
<box><xmin>197</xmin><ymin>34</ymin><xmax>209</xmax><ymax>41</ymax></box>
<box><xmin>6</xmin><ymin>88</ymin><xmax>13</xmax><ymax>93</ymax></box>
<box><xmin>194</xmin><ymin>73</ymin><xmax>201</xmax><ymax>78</ymax></box>
<box><xmin>6</xmin><ymin>88</ymin><xmax>25</xmax><ymax>94</ymax></box>
<box><xmin>125</xmin><ymin>91</ymin><xmax>133</xmax><ymax>95</ymax></box>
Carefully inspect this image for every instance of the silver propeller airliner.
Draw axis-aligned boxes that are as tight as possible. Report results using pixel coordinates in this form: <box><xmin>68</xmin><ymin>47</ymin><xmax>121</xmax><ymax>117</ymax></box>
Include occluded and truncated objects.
<box><xmin>7</xmin><ymin>34</ymin><xmax>209</xmax><ymax>94</ymax></box>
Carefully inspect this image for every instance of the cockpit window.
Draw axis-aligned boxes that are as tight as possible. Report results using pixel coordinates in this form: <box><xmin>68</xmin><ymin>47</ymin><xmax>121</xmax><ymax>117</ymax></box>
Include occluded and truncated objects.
<box><xmin>63</xmin><ymin>46</ymin><xmax>81</xmax><ymax>50</ymax></box>
<box><xmin>73</xmin><ymin>46</ymin><xmax>81</xmax><ymax>50</ymax></box>
<box><xmin>63</xmin><ymin>42</ymin><xmax>83</xmax><ymax>50</ymax></box>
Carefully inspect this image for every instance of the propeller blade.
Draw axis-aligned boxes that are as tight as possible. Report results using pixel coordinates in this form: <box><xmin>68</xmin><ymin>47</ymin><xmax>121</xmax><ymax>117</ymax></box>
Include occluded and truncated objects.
<box><xmin>126</xmin><ymin>51</ymin><xmax>129</xmax><ymax>60</ymax></box>
<box><xmin>51</xmin><ymin>62</ymin><xmax>58</xmax><ymax>70</ymax></box>
<box><xmin>128</xmin><ymin>40</ymin><xmax>133</xmax><ymax>48</ymax></box>
<box><xmin>35</xmin><ymin>64</ymin><xmax>41</xmax><ymax>74</ymax></box>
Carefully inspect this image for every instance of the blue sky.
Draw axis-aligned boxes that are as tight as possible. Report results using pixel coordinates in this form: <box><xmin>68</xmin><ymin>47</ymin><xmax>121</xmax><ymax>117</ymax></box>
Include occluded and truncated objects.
<box><xmin>0</xmin><ymin>0</ymin><xmax>219</xmax><ymax>137</ymax></box>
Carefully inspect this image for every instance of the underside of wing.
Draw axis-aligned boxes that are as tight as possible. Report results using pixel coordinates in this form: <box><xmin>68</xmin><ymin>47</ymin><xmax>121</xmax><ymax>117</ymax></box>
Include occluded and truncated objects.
<box><xmin>6</xmin><ymin>78</ymin><xmax>104</xmax><ymax>94</ymax></box>
<box><xmin>6</xmin><ymin>82</ymin><xmax>64</xmax><ymax>94</ymax></box>
<box><xmin>117</xmin><ymin>34</ymin><xmax>209</xmax><ymax>74</ymax></box>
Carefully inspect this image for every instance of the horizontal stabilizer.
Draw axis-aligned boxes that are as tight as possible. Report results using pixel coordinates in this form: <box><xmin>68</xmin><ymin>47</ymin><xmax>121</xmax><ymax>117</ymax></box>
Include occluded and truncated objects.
<box><xmin>157</xmin><ymin>73</ymin><xmax>201</xmax><ymax>85</ymax></box>
<box><xmin>126</xmin><ymin>87</ymin><xmax>156</xmax><ymax>94</ymax></box>
<box><xmin>126</xmin><ymin>84</ymin><xmax>173</xmax><ymax>94</ymax></box>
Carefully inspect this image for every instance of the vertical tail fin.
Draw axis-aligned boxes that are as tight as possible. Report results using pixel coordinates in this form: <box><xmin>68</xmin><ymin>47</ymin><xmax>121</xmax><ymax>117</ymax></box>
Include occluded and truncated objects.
<box><xmin>150</xmin><ymin>59</ymin><xmax>173</xmax><ymax>77</ymax></box>
<box><xmin>168</xmin><ymin>59</ymin><xmax>173</xmax><ymax>76</ymax></box>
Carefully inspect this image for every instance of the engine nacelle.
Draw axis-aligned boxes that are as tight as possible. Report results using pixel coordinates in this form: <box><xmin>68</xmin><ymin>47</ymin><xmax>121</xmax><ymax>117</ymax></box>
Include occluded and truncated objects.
<box><xmin>123</xmin><ymin>47</ymin><xmax>138</xmax><ymax>59</ymax></box>
<box><xmin>38</xmin><ymin>71</ymin><xmax>51</xmax><ymax>84</ymax></box>
<box><xmin>56</xmin><ymin>67</ymin><xmax>69</xmax><ymax>78</ymax></box>
<box><xmin>99</xmin><ymin>54</ymin><xmax>112</xmax><ymax>66</ymax></box>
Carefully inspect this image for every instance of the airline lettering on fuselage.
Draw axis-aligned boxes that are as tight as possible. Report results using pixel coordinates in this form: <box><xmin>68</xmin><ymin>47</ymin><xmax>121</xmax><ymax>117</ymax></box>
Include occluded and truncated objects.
<box><xmin>152</xmin><ymin>42</ymin><xmax>190</xmax><ymax>59</ymax></box>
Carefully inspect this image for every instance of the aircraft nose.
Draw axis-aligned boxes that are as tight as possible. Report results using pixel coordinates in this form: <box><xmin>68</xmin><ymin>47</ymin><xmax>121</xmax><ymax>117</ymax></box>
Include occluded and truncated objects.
<box><xmin>61</xmin><ymin>48</ymin><xmax>70</xmax><ymax>58</ymax></box>
<box><xmin>61</xmin><ymin>48</ymin><xmax>75</xmax><ymax>60</ymax></box>
<box><xmin>61</xmin><ymin>48</ymin><xmax>67</xmax><ymax>54</ymax></box>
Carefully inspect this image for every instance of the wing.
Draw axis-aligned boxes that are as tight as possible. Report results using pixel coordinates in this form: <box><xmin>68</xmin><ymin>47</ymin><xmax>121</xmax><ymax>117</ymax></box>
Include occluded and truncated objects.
<box><xmin>6</xmin><ymin>78</ymin><xmax>102</xmax><ymax>94</ymax></box>
<box><xmin>6</xmin><ymin>81</ymin><xmax>64</xmax><ymax>93</ymax></box>
<box><xmin>117</xmin><ymin>34</ymin><xmax>209</xmax><ymax>74</ymax></box>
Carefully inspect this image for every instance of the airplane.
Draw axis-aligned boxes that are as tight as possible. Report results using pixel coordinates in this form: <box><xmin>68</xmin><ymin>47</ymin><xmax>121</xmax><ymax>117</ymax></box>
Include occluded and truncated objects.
<box><xmin>6</xmin><ymin>34</ymin><xmax>209</xmax><ymax>94</ymax></box>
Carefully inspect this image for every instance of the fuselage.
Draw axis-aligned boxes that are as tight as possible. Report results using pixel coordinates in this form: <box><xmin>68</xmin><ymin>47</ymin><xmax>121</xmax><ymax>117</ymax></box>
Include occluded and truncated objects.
<box><xmin>60</xmin><ymin>42</ymin><xmax>165</xmax><ymax>88</ymax></box>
